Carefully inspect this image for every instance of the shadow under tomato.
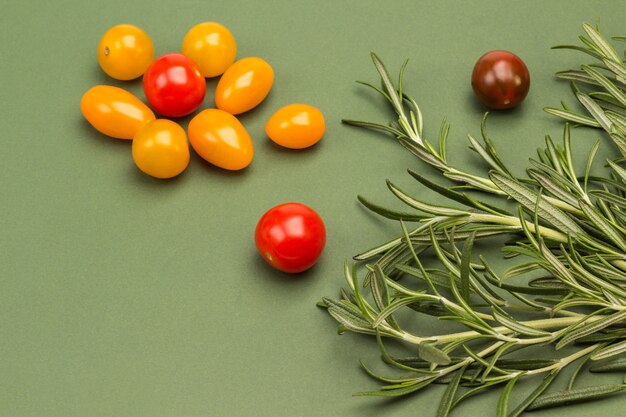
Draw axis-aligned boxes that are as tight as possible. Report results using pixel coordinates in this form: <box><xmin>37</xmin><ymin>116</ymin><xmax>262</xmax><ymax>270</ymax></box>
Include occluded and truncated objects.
<box><xmin>188</xmin><ymin>149</ymin><xmax>253</xmax><ymax>179</ymax></box>
<box><xmin>90</xmin><ymin>65</ymin><xmax>145</xmax><ymax>91</ymax></box>
<box><xmin>251</xmin><ymin>251</ymin><xmax>319</xmax><ymax>283</ymax></box>
<box><xmin>78</xmin><ymin>118</ymin><xmax>133</xmax><ymax>148</ymax></box>
<box><xmin>465</xmin><ymin>91</ymin><xmax>529</xmax><ymax>118</ymax></box>
<box><xmin>261</xmin><ymin>135</ymin><xmax>326</xmax><ymax>156</ymax></box>
<box><xmin>127</xmin><ymin>162</ymin><xmax>190</xmax><ymax>187</ymax></box>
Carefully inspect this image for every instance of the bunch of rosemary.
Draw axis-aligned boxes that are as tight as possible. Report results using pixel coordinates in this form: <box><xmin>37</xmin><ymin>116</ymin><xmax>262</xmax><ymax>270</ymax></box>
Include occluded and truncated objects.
<box><xmin>319</xmin><ymin>23</ymin><xmax>626</xmax><ymax>415</ymax></box>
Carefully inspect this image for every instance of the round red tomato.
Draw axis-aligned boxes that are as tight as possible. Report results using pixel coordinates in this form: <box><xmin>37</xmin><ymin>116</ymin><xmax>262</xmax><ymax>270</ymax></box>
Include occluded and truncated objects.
<box><xmin>255</xmin><ymin>203</ymin><xmax>326</xmax><ymax>273</ymax></box>
<box><xmin>143</xmin><ymin>53</ymin><xmax>206</xmax><ymax>117</ymax></box>
<box><xmin>471</xmin><ymin>50</ymin><xmax>530</xmax><ymax>109</ymax></box>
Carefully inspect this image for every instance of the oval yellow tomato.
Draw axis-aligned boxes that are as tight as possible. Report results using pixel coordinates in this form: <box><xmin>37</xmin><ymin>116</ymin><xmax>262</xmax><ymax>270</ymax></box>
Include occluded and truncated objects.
<box><xmin>187</xmin><ymin>109</ymin><xmax>254</xmax><ymax>170</ymax></box>
<box><xmin>265</xmin><ymin>104</ymin><xmax>325</xmax><ymax>149</ymax></box>
<box><xmin>215</xmin><ymin>57</ymin><xmax>274</xmax><ymax>115</ymax></box>
<box><xmin>132</xmin><ymin>119</ymin><xmax>190</xmax><ymax>179</ymax></box>
<box><xmin>80</xmin><ymin>85</ymin><xmax>155</xmax><ymax>140</ymax></box>
<box><xmin>181</xmin><ymin>22</ymin><xmax>237</xmax><ymax>78</ymax></box>
<box><xmin>98</xmin><ymin>24</ymin><xmax>154</xmax><ymax>80</ymax></box>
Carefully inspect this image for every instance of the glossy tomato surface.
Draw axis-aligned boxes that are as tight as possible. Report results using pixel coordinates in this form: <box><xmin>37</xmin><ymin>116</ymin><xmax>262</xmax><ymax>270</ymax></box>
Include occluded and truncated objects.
<box><xmin>215</xmin><ymin>57</ymin><xmax>274</xmax><ymax>115</ymax></box>
<box><xmin>471</xmin><ymin>50</ymin><xmax>530</xmax><ymax>109</ymax></box>
<box><xmin>98</xmin><ymin>24</ymin><xmax>154</xmax><ymax>80</ymax></box>
<box><xmin>255</xmin><ymin>203</ymin><xmax>326</xmax><ymax>273</ymax></box>
<box><xmin>181</xmin><ymin>22</ymin><xmax>237</xmax><ymax>78</ymax></box>
<box><xmin>143</xmin><ymin>53</ymin><xmax>206</xmax><ymax>117</ymax></box>
<box><xmin>187</xmin><ymin>109</ymin><xmax>253</xmax><ymax>170</ymax></box>
<box><xmin>265</xmin><ymin>104</ymin><xmax>325</xmax><ymax>149</ymax></box>
<box><xmin>132</xmin><ymin>119</ymin><xmax>190</xmax><ymax>179</ymax></box>
<box><xmin>81</xmin><ymin>85</ymin><xmax>155</xmax><ymax>139</ymax></box>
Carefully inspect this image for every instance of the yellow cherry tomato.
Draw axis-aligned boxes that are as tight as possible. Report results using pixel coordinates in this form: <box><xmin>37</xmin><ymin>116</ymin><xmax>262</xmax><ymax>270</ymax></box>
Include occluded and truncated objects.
<box><xmin>181</xmin><ymin>22</ymin><xmax>237</xmax><ymax>78</ymax></box>
<box><xmin>132</xmin><ymin>119</ymin><xmax>190</xmax><ymax>179</ymax></box>
<box><xmin>98</xmin><ymin>24</ymin><xmax>154</xmax><ymax>80</ymax></box>
<box><xmin>265</xmin><ymin>104</ymin><xmax>325</xmax><ymax>149</ymax></box>
<box><xmin>187</xmin><ymin>109</ymin><xmax>254</xmax><ymax>170</ymax></box>
<box><xmin>80</xmin><ymin>85</ymin><xmax>155</xmax><ymax>140</ymax></box>
<box><xmin>215</xmin><ymin>57</ymin><xmax>274</xmax><ymax>115</ymax></box>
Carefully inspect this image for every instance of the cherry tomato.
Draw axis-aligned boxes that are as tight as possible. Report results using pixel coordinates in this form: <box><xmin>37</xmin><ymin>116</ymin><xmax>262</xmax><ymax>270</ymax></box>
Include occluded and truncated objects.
<box><xmin>181</xmin><ymin>22</ymin><xmax>237</xmax><ymax>78</ymax></box>
<box><xmin>265</xmin><ymin>104</ymin><xmax>325</xmax><ymax>149</ymax></box>
<box><xmin>143</xmin><ymin>53</ymin><xmax>206</xmax><ymax>118</ymax></box>
<box><xmin>471</xmin><ymin>50</ymin><xmax>530</xmax><ymax>109</ymax></box>
<box><xmin>81</xmin><ymin>85</ymin><xmax>155</xmax><ymax>140</ymax></box>
<box><xmin>132</xmin><ymin>119</ymin><xmax>190</xmax><ymax>179</ymax></box>
<box><xmin>255</xmin><ymin>203</ymin><xmax>326</xmax><ymax>273</ymax></box>
<box><xmin>215</xmin><ymin>57</ymin><xmax>274</xmax><ymax>115</ymax></box>
<box><xmin>187</xmin><ymin>109</ymin><xmax>254</xmax><ymax>170</ymax></box>
<box><xmin>98</xmin><ymin>24</ymin><xmax>154</xmax><ymax>81</ymax></box>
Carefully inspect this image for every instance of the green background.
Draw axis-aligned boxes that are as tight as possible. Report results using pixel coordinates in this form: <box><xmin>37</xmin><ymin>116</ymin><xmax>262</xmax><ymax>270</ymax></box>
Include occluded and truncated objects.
<box><xmin>2</xmin><ymin>0</ymin><xmax>625</xmax><ymax>416</ymax></box>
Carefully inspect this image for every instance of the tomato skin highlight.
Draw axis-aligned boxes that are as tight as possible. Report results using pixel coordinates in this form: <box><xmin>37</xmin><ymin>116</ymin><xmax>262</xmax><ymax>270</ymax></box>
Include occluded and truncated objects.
<box><xmin>132</xmin><ymin>119</ymin><xmax>190</xmax><ymax>179</ymax></box>
<box><xmin>98</xmin><ymin>24</ymin><xmax>154</xmax><ymax>80</ymax></box>
<box><xmin>143</xmin><ymin>53</ymin><xmax>206</xmax><ymax>118</ymax></box>
<box><xmin>265</xmin><ymin>104</ymin><xmax>325</xmax><ymax>149</ymax></box>
<box><xmin>255</xmin><ymin>203</ymin><xmax>326</xmax><ymax>274</ymax></box>
<box><xmin>181</xmin><ymin>22</ymin><xmax>237</xmax><ymax>78</ymax></box>
<box><xmin>215</xmin><ymin>57</ymin><xmax>274</xmax><ymax>115</ymax></box>
<box><xmin>187</xmin><ymin>109</ymin><xmax>254</xmax><ymax>170</ymax></box>
<box><xmin>81</xmin><ymin>85</ymin><xmax>155</xmax><ymax>140</ymax></box>
<box><xmin>471</xmin><ymin>50</ymin><xmax>530</xmax><ymax>110</ymax></box>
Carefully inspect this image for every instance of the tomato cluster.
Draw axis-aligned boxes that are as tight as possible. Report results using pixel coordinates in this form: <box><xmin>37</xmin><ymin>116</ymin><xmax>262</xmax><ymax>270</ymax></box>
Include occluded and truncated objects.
<box><xmin>81</xmin><ymin>22</ymin><xmax>327</xmax><ymax>272</ymax></box>
<box><xmin>81</xmin><ymin>22</ymin><xmax>327</xmax><ymax>178</ymax></box>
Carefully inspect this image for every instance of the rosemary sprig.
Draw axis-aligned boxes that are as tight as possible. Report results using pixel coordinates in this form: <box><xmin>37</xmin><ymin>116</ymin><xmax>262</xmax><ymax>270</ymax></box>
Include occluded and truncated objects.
<box><xmin>546</xmin><ymin>23</ymin><xmax>626</xmax><ymax>157</ymax></box>
<box><xmin>320</xmin><ymin>24</ymin><xmax>626</xmax><ymax>415</ymax></box>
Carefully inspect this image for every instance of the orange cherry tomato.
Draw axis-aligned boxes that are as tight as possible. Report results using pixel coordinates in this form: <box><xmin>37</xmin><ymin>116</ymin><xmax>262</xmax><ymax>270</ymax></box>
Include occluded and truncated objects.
<box><xmin>187</xmin><ymin>109</ymin><xmax>254</xmax><ymax>170</ymax></box>
<box><xmin>265</xmin><ymin>104</ymin><xmax>325</xmax><ymax>149</ymax></box>
<box><xmin>98</xmin><ymin>24</ymin><xmax>154</xmax><ymax>80</ymax></box>
<box><xmin>132</xmin><ymin>119</ymin><xmax>190</xmax><ymax>179</ymax></box>
<box><xmin>181</xmin><ymin>22</ymin><xmax>237</xmax><ymax>78</ymax></box>
<box><xmin>215</xmin><ymin>57</ymin><xmax>274</xmax><ymax>115</ymax></box>
<box><xmin>80</xmin><ymin>85</ymin><xmax>155</xmax><ymax>140</ymax></box>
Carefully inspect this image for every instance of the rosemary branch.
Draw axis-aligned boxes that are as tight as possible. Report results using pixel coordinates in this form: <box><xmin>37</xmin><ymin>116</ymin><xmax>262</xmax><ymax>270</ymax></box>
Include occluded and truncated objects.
<box><xmin>320</xmin><ymin>23</ymin><xmax>626</xmax><ymax>415</ymax></box>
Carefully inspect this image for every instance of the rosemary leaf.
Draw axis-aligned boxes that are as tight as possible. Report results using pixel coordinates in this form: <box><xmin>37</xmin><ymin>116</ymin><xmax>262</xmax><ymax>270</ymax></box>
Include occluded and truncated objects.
<box><xmin>508</xmin><ymin>371</ymin><xmax>560</xmax><ymax>417</ymax></box>
<box><xmin>526</xmin><ymin>384</ymin><xmax>626</xmax><ymax>411</ymax></box>
<box><xmin>590</xmin><ymin>339</ymin><xmax>626</xmax><ymax>360</ymax></box>
<box><xmin>489</xmin><ymin>171</ymin><xmax>583</xmax><ymax>235</ymax></box>
<box><xmin>557</xmin><ymin>310</ymin><xmax>626</xmax><ymax>349</ymax></box>
<box><xmin>589</xmin><ymin>358</ymin><xmax>626</xmax><ymax>373</ymax></box>
<box><xmin>436</xmin><ymin>364</ymin><xmax>467</xmax><ymax>417</ymax></box>
<box><xmin>497</xmin><ymin>373</ymin><xmax>523</xmax><ymax>417</ymax></box>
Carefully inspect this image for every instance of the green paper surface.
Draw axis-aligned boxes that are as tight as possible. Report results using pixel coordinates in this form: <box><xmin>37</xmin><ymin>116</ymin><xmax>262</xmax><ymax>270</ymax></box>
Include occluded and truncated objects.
<box><xmin>1</xmin><ymin>1</ymin><xmax>625</xmax><ymax>416</ymax></box>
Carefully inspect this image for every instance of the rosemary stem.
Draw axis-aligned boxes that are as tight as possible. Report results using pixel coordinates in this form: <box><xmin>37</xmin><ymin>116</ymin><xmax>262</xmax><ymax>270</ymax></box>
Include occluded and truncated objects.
<box><xmin>471</xmin><ymin>213</ymin><xmax>569</xmax><ymax>242</ymax></box>
<box><xmin>546</xmin><ymin>198</ymin><xmax>584</xmax><ymax>216</ymax></box>
<box><xmin>438</xmin><ymin>341</ymin><xmax>508</xmax><ymax>377</ymax></box>
<box><xmin>431</xmin><ymin>315</ymin><xmax>607</xmax><ymax>345</ymax></box>
<box><xmin>612</xmin><ymin>260</ymin><xmax>626</xmax><ymax>271</ymax></box>
<box><xmin>445</xmin><ymin>167</ymin><xmax>503</xmax><ymax>193</ymax></box>
<box><xmin>525</xmin><ymin>343</ymin><xmax>601</xmax><ymax>376</ymax></box>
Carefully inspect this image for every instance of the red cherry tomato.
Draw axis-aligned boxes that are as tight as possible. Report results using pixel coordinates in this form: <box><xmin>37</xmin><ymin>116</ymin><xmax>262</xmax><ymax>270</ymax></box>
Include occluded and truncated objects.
<box><xmin>143</xmin><ymin>53</ymin><xmax>206</xmax><ymax>117</ymax></box>
<box><xmin>471</xmin><ymin>50</ymin><xmax>530</xmax><ymax>109</ymax></box>
<box><xmin>255</xmin><ymin>203</ymin><xmax>326</xmax><ymax>274</ymax></box>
